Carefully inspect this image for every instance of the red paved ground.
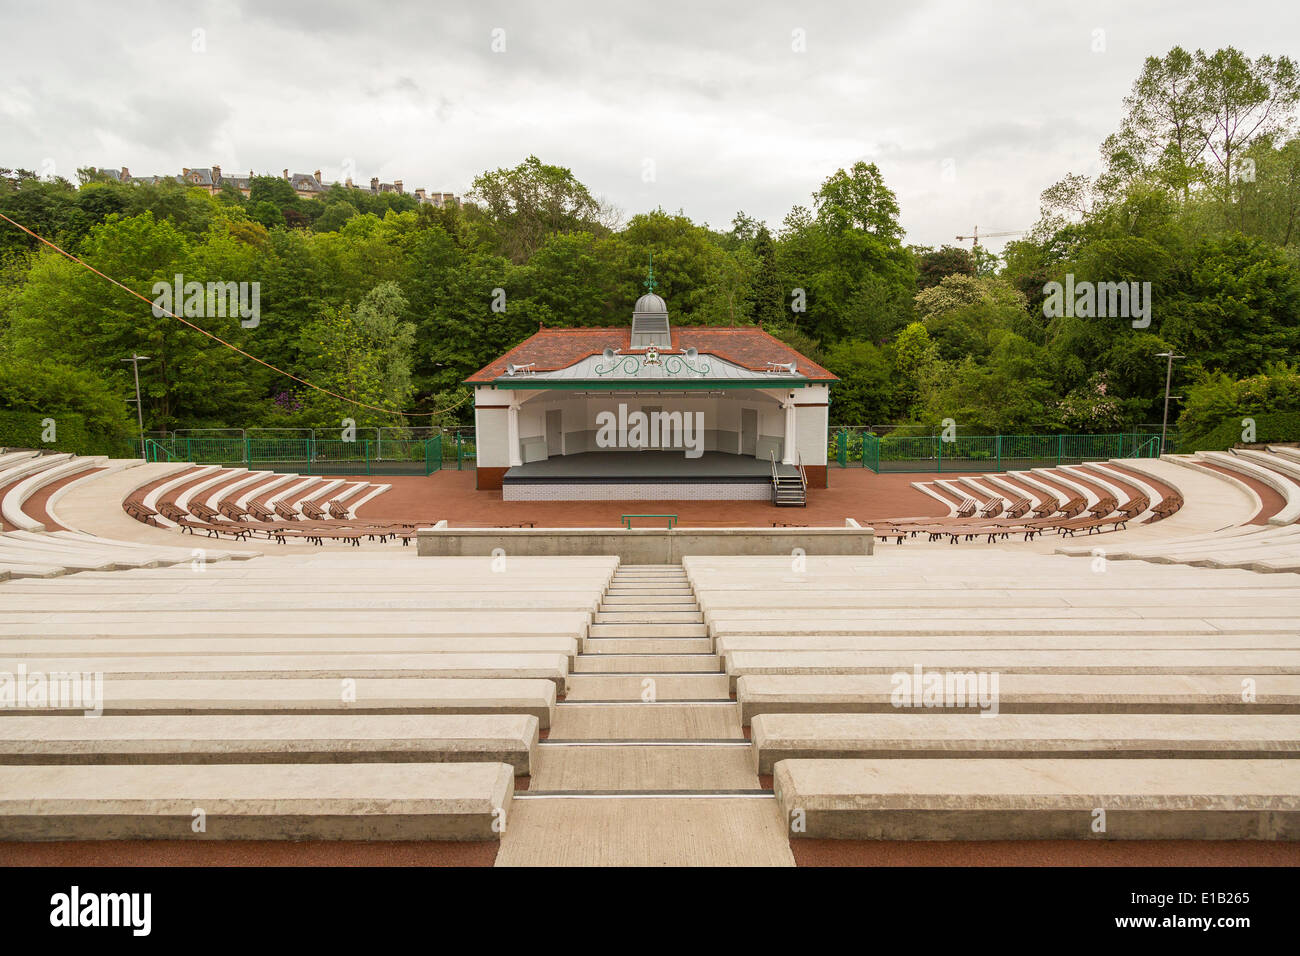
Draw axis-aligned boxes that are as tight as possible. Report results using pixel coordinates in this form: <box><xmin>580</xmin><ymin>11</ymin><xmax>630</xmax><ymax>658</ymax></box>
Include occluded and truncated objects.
<box><xmin>352</xmin><ymin>468</ymin><xmax>968</xmax><ymax>528</ymax></box>
<box><xmin>791</xmin><ymin>840</ymin><xmax>1300</xmax><ymax>867</ymax></box>
<box><xmin>1196</xmin><ymin>461</ymin><xmax>1286</xmax><ymax>524</ymax></box>
<box><xmin>17</xmin><ymin>467</ymin><xmax>104</xmax><ymax>531</ymax></box>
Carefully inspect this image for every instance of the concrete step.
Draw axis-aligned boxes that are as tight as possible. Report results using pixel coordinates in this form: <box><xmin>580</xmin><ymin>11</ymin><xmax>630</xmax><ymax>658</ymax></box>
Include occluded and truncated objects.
<box><xmin>588</xmin><ymin>623</ymin><xmax>708</xmax><ymax>638</ymax></box>
<box><xmin>0</xmin><ymin>714</ymin><xmax>541</xmax><ymax>774</ymax></box>
<box><xmin>549</xmin><ymin>702</ymin><xmax>743</xmax><ymax>739</ymax></box>
<box><xmin>603</xmin><ymin>595</ymin><xmax>699</xmax><ymax>606</ymax></box>
<box><xmin>605</xmin><ymin>589</ymin><xmax>695</xmax><ymax>598</ymax></box>
<box><xmin>530</xmin><ymin>743</ymin><xmax>757</xmax><ymax>790</ymax></box>
<box><xmin>750</xmin><ymin>713</ymin><xmax>1300</xmax><ymax>773</ymax></box>
<box><xmin>0</xmin><ymin>762</ymin><xmax>515</xmax><ymax>840</ymax></box>
<box><xmin>774</xmin><ymin>758</ymin><xmax>1300</xmax><ymax>840</ymax></box>
<box><xmin>584</xmin><ymin>638</ymin><xmax>714</xmax><ymax>655</ymax></box>
<box><xmin>597</xmin><ymin>603</ymin><xmax>700</xmax><ymax>614</ymax></box>
<box><xmin>573</xmin><ymin>654</ymin><xmax>722</xmax><ymax>674</ymax></box>
<box><xmin>594</xmin><ymin>611</ymin><xmax>704</xmax><ymax>624</ymax></box>
<box><xmin>565</xmin><ymin>673</ymin><xmax>730</xmax><ymax>701</ymax></box>
<box><xmin>495</xmin><ymin>796</ymin><xmax>795</xmax><ymax>865</ymax></box>
<box><xmin>610</xmin><ymin>576</ymin><xmax>688</xmax><ymax>582</ymax></box>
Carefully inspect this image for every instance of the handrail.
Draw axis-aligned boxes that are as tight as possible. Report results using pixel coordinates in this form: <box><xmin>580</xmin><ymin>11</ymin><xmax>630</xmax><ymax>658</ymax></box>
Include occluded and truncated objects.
<box><xmin>796</xmin><ymin>451</ymin><xmax>808</xmax><ymax>491</ymax></box>
<box><xmin>769</xmin><ymin>449</ymin><xmax>779</xmax><ymax>487</ymax></box>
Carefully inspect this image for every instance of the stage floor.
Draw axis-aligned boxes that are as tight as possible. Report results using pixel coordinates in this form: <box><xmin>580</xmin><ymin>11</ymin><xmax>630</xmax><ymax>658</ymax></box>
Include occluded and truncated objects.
<box><xmin>504</xmin><ymin>450</ymin><xmax>796</xmax><ymax>483</ymax></box>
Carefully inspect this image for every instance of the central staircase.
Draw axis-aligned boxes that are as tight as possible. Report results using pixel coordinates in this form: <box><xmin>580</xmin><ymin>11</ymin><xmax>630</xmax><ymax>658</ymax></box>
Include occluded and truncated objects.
<box><xmin>495</xmin><ymin>564</ymin><xmax>794</xmax><ymax>866</ymax></box>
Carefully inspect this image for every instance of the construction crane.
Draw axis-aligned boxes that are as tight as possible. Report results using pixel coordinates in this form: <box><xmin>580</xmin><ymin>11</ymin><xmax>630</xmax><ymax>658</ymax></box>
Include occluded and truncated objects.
<box><xmin>955</xmin><ymin>225</ymin><xmax>1026</xmax><ymax>253</ymax></box>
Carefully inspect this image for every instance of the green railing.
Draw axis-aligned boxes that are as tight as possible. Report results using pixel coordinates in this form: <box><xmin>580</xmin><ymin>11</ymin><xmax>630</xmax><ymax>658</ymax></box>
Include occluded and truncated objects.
<box><xmin>145</xmin><ymin>436</ymin><xmax>442</xmax><ymax>476</ymax></box>
<box><xmin>859</xmin><ymin>432</ymin><xmax>1165</xmax><ymax>474</ymax></box>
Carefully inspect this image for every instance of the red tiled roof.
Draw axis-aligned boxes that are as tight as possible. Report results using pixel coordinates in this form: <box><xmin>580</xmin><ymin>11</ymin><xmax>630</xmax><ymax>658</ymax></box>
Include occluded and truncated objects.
<box><xmin>465</xmin><ymin>326</ymin><xmax>837</xmax><ymax>384</ymax></box>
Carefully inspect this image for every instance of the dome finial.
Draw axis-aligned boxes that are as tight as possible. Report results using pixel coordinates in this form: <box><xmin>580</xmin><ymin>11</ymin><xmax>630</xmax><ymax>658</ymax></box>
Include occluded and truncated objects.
<box><xmin>643</xmin><ymin>253</ymin><xmax>657</xmax><ymax>293</ymax></box>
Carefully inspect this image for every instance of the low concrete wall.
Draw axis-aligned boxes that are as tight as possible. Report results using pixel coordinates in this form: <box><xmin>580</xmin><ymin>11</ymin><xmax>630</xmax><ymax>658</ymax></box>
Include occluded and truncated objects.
<box><xmin>417</xmin><ymin>526</ymin><xmax>874</xmax><ymax>563</ymax></box>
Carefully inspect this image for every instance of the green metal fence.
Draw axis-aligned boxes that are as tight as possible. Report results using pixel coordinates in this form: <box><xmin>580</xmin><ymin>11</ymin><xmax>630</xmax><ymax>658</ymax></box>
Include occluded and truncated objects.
<box><xmin>858</xmin><ymin>432</ymin><xmax>1163</xmax><ymax>474</ymax></box>
<box><xmin>145</xmin><ymin>436</ymin><xmax>443</xmax><ymax>476</ymax></box>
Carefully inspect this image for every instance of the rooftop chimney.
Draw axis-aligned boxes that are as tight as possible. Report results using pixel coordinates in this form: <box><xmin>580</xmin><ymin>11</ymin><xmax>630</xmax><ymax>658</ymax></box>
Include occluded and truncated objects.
<box><xmin>394</xmin><ymin>179</ymin><xmax>403</xmax><ymax>193</ymax></box>
<box><xmin>314</xmin><ymin>169</ymin><xmax>322</xmax><ymax>184</ymax></box>
<box><xmin>370</xmin><ymin>176</ymin><xmax>379</xmax><ymax>192</ymax></box>
<box><xmin>283</xmin><ymin>168</ymin><xmax>289</xmax><ymax>180</ymax></box>
<box><xmin>212</xmin><ymin>165</ymin><xmax>221</xmax><ymax>180</ymax></box>
<box><xmin>345</xmin><ymin>176</ymin><xmax>353</xmax><ymax>187</ymax></box>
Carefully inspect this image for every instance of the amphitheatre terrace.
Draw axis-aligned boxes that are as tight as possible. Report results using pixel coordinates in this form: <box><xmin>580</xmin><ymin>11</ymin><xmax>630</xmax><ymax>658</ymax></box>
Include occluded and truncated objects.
<box><xmin>0</xmin><ymin>444</ymin><xmax>1298</xmax><ymax>865</ymax></box>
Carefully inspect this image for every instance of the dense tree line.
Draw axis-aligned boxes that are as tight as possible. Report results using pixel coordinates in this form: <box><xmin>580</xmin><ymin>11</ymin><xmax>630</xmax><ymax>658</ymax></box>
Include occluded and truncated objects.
<box><xmin>1</xmin><ymin>45</ymin><xmax>1298</xmax><ymax>453</ymax></box>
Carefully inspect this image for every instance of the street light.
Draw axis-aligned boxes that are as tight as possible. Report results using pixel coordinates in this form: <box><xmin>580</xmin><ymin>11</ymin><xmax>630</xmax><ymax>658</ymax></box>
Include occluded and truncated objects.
<box><xmin>1155</xmin><ymin>351</ymin><xmax>1185</xmax><ymax>456</ymax></box>
<box><xmin>121</xmin><ymin>354</ymin><xmax>150</xmax><ymax>458</ymax></box>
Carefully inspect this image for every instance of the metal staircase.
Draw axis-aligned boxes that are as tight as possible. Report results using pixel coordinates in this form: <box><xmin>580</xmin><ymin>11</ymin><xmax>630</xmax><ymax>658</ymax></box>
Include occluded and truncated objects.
<box><xmin>770</xmin><ymin>451</ymin><xmax>808</xmax><ymax>507</ymax></box>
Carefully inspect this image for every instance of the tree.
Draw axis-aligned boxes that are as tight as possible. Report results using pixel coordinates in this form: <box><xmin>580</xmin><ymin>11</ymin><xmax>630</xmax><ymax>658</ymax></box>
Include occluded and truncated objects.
<box><xmin>1196</xmin><ymin>48</ymin><xmax>1300</xmax><ymax>209</ymax></box>
<box><xmin>812</xmin><ymin>161</ymin><xmax>904</xmax><ymax>240</ymax></box>
<box><xmin>914</xmin><ymin>244</ymin><xmax>975</xmax><ymax>290</ymax></box>
<box><xmin>297</xmin><ymin>281</ymin><xmax>416</xmax><ymax>426</ymax></box>
<box><xmin>467</xmin><ymin>155</ymin><xmax>605</xmax><ymax>262</ymax></box>
<box><xmin>1100</xmin><ymin>46</ymin><xmax>1211</xmax><ymax>199</ymax></box>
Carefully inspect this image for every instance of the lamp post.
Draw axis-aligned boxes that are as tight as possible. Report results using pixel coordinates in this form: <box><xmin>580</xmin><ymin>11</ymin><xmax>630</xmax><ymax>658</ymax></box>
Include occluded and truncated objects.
<box><xmin>1155</xmin><ymin>351</ymin><xmax>1185</xmax><ymax>456</ymax></box>
<box><xmin>122</xmin><ymin>354</ymin><xmax>150</xmax><ymax>458</ymax></box>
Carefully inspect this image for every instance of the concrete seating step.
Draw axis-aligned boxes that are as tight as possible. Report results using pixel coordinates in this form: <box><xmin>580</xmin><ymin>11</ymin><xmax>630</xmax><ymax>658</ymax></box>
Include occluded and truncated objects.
<box><xmin>0</xmin><ymin>616</ymin><xmax>588</xmax><ymax>639</ymax></box>
<box><xmin>726</xmin><ymin>649</ymin><xmax>1300</xmax><ymax>690</ymax></box>
<box><xmin>564</xmin><ymin>673</ymin><xmax>730</xmax><ymax>701</ymax></box>
<box><xmin>584</xmin><ymin>637</ymin><xmax>714</xmax><ymax>655</ymax></box>
<box><xmin>588</xmin><ymin>624</ymin><xmax>708</xmax><ymax>638</ymax></box>
<box><xmin>773</xmin><ymin>758</ymin><xmax>1300</xmax><ymax>840</ymax></box>
<box><xmin>0</xmin><ymin>562</ymin><xmax>66</xmax><ymax>579</ymax></box>
<box><xmin>549</xmin><ymin>702</ymin><xmax>743</xmax><ymax>739</ymax></box>
<box><xmin>750</xmin><ymin>713</ymin><xmax>1300</xmax><ymax>772</ymax></box>
<box><xmin>709</xmin><ymin>617</ymin><xmax>1299</xmax><ymax>636</ymax></box>
<box><xmin>0</xmin><ymin>714</ymin><xmax>540</xmax><ymax>773</ymax></box>
<box><xmin>0</xmin><ymin>762</ymin><xmax>515</xmax><ymax>840</ymax></box>
<box><xmin>0</xmin><ymin>636</ymin><xmax>582</xmax><ymax>660</ymax></box>
<box><xmin>736</xmin><ymin>674</ymin><xmax>1300</xmax><ymax>723</ymax></box>
<box><xmin>573</xmin><ymin>654</ymin><xmax>721</xmax><ymax>674</ymax></box>
<box><xmin>8</xmin><ymin>653</ymin><xmax>570</xmax><ymax>690</ymax></box>
<box><xmin>8</xmin><ymin>677</ymin><xmax>557</xmax><ymax>726</ymax></box>
<box><xmin>715</xmin><ymin>635</ymin><xmax>1300</xmax><ymax>658</ymax></box>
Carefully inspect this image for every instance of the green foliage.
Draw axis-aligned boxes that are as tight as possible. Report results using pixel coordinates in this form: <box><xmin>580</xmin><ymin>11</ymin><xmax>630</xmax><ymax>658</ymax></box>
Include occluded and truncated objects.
<box><xmin>1184</xmin><ymin>412</ymin><xmax>1300</xmax><ymax>450</ymax></box>
<box><xmin>0</xmin><ymin>358</ymin><xmax>132</xmax><ymax>454</ymax></box>
<box><xmin>1178</xmin><ymin>363</ymin><xmax>1300</xmax><ymax>447</ymax></box>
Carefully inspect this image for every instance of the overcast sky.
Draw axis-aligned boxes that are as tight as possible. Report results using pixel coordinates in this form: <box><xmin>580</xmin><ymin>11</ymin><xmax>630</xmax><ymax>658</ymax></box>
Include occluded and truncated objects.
<box><xmin>5</xmin><ymin>0</ymin><xmax>1297</xmax><ymax>252</ymax></box>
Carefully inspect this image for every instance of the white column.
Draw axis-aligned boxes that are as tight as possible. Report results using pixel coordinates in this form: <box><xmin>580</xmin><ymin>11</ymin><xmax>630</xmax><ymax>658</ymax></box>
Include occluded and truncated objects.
<box><xmin>507</xmin><ymin>397</ymin><xmax>523</xmax><ymax>467</ymax></box>
<box><xmin>782</xmin><ymin>397</ymin><xmax>797</xmax><ymax>465</ymax></box>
